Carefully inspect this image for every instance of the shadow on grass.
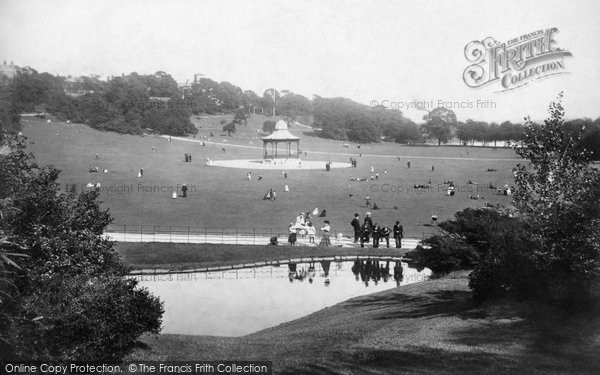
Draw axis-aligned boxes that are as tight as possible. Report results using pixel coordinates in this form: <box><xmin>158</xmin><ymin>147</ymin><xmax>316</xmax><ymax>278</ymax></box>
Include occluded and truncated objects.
<box><xmin>345</xmin><ymin>290</ymin><xmax>483</xmax><ymax>320</ymax></box>
<box><xmin>280</xmin><ymin>346</ymin><xmax>518</xmax><ymax>374</ymax></box>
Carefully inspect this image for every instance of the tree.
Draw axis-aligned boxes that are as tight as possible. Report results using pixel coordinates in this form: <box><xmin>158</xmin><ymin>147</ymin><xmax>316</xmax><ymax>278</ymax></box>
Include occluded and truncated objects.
<box><xmin>0</xmin><ymin>135</ymin><xmax>163</xmax><ymax>360</ymax></box>
<box><xmin>470</xmin><ymin>93</ymin><xmax>600</xmax><ymax>306</ymax></box>
<box><xmin>262</xmin><ymin>120</ymin><xmax>276</xmax><ymax>134</ymax></box>
<box><xmin>232</xmin><ymin>107</ymin><xmax>249</xmax><ymax>126</ymax></box>
<box><xmin>421</xmin><ymin>107</ymin><xmax>456</xmax><ymax>145</ymax></box>
<box><xmin>223</xmin><ymin>122</ymin><xmax>236</xmax><ymax>136</ymax></box>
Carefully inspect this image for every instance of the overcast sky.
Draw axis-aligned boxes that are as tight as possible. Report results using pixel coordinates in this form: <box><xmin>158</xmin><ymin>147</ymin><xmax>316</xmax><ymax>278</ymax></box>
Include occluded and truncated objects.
<box><xmin>1</xmin><ymin>0</ymin><xmax>599</xmax><ymax>123</ymax></box>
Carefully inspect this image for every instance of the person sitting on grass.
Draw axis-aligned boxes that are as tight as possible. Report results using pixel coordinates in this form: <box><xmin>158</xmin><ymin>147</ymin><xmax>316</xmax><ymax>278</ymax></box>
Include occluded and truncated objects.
<box><xmin>263</xmin><ymin>188</ymin><xmax>276</xmax><ymax>200</ymax></box>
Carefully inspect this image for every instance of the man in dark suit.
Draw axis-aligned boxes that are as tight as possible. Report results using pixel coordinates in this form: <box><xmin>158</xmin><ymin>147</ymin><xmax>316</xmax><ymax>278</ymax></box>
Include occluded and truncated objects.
<box><xmin>393</xmin><ymin>221</ymin><xmax>404</xmax><ymax>248</ymax></box>
<box><xmin>360</xmin><ymin>222</ymin><xmax>371</xmax><ymax>248</ymax></box>
<box><xmin>350</xmin><ymin>213</ymin><xmax>361</xmax><ymax>243</ymax></box>
<box><xmin>372</xmin><ymin>223</ymin><xmax>381</xmax><ymax>248</ymax></box>
<box><xmin>380</xmin><ymin>225</ymin><xmax>391</xmax><ymax>248</ymax></box>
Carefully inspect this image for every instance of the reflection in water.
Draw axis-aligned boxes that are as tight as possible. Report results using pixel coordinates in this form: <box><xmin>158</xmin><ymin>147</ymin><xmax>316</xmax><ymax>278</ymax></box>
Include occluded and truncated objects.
<box><xmin>134</xmin><ymin>260</ymin><xmax>431</xmax><ymax>337</ymax></box>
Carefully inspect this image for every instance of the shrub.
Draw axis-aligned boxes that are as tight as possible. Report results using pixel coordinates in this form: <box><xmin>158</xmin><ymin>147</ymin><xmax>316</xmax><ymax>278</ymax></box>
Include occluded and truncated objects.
<box><xmin>406</xmin><ymin>235</ymin><xmax>478</xmax><ymax>274</ymax></box>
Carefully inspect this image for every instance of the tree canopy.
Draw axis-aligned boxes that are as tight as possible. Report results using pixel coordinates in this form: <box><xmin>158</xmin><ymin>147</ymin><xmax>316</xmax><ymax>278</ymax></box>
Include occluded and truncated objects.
<box><xmin>0</xmin><ymin>134</ymin><xmax>163</xmax><ymax>360</ymax></box>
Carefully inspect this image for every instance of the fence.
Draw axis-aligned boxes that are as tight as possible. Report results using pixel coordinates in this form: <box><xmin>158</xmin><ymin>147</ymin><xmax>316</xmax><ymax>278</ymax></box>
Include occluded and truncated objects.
<box><xmin>104</xmin><ymin>224</ymin><xmax>429</xmax><ymax>248</ymax></box>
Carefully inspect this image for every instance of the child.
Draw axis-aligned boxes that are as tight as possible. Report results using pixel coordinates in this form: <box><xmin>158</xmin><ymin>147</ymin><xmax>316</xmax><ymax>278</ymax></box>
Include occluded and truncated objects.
<box><xmin>288</xmin><ymin>223</ymin><xmax>297</xmax><ymax>245</ymax></box>
<box><xmin>306</xmin><ymin>222</ymin><xmax>316</xmax><ymax>243</ymax></box>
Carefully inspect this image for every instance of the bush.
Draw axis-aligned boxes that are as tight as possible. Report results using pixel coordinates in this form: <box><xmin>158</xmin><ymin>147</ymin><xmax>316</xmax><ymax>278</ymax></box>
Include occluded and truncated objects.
<box><xmin>440</xmin><ymin>207</ymin><xmax>525</xmax><ymax>254</ymax></box>
<box><xmin>8</xmin><ymin>274</ymin><xmax>162</xmax><ymax>360</ymax></box>
<box><xmin>406</xmin><ymin>235</ymin><xmax>478</xmax><ymax>274</ymax></box>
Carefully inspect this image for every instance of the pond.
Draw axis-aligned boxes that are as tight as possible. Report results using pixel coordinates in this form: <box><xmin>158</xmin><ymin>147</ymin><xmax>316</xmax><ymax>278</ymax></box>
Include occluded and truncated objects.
<box><xmin>132</xmin><ymin>258</ymin><xmax>432</xmax><ymax>336</ymax></box>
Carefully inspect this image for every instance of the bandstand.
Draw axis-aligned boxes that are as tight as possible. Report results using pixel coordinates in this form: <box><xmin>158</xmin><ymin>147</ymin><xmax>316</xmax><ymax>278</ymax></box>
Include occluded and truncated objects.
<box><xmin>261</xmin><ymin>120</ymin><xmax>300</xmax><ymax>159</ymax></box>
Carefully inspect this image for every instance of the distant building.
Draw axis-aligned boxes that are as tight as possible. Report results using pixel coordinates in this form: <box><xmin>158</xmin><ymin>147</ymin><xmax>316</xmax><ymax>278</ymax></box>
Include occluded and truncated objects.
<box><xmin>0</xmin><ymin>61</ymin><xmax>18</xmax><ymax>86</ymax></box>
<box><xmin>64</xmin><ymin>75</ymin><xmax>95</xmax><ymax>97</ymax></box>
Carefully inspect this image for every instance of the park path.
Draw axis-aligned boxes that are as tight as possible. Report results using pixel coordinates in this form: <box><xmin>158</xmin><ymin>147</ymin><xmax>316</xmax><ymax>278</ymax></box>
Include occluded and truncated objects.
<box><xmin>162</xmin><ymin>135</ymin><xmax>518</xmax><ymax>162</ymax></box>
<box><xmin>104</xmin><ymin>231</ymin><xmax>421</xmax><ymax>249</ymax></box>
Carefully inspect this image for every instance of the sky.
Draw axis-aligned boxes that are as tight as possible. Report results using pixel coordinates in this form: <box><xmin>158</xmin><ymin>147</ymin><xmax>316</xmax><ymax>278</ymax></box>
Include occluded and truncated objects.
<box><xmin>1</xmin><ymin>0</ymin><xmax>599</xmax><ymax>123</ymax></box>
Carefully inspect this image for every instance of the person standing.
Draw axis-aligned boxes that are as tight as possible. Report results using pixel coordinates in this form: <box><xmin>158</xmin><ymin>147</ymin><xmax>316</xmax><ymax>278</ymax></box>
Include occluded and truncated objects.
<box><xmin>380</xmin><ymin>225</ymin><xmax>391</xmax><ymax>248</ymax></box>
<box><xmin>350</xmin><ymin>213</ymin><xmax>361</xmax><ymax>243</ymax></box>
<box><xmin>360</xmin><ymin>222</ymin><xmax>370</xmax><ymax>248</ymax></box>
<box><xmin>393</xmin><ymin>221</ymin><xmax>404</xmax><ymax>248</ymax></box>
<box><xmin>181</xmin><ymin>183</ymin><xmax>188</xmax><ymax>198</ymax></box>
<box><xmin>288</xmin><ymin>224</ymin><xmax>297</xmax><ymax>246</ymax></box>
<box><xmin>319</xmin><ymin>220</ymin><xmax>331</xmax><ymax>247</ymax></box>
<box><xmin>372</xmin><ymin>223</ymin><xmax>381</xmax><ymax>248</ymax></box>
<box><xmin>364</xmin><ymin>212</ymin><xmax>373</xmax><ymax>236</ymax></box>
<box><xmin>306</xmin><ymin>222</ymin><xmax>316</xmax><ymax>243</ymax></box>
<box><xmin>407</xmin><ymin>160</ymin><xmax>411</xmax><ymax>169</ymax></box>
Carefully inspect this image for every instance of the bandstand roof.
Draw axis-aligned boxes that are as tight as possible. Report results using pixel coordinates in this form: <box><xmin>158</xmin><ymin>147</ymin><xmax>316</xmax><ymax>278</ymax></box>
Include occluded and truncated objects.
<box><xmin>261</xmin><ymin>120</ymin><xmax>300</xmax><ymax>141</ymax></box>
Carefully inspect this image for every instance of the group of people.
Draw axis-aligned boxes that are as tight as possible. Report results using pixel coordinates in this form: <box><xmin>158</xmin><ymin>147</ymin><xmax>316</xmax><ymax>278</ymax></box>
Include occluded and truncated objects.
<box><xmin>286</xmin><ymin>211</ymin><xmax>332</xmax><ymax>246</ymax></box>
<box><xmin>268</xmin><ymin>209</ymin><xmax>332</xmax><ymax>246</ymax></box>
<box><xmin>350</xmin><ymin>212</ymin><xmax>404</xmax><ymax>248</ymax></box>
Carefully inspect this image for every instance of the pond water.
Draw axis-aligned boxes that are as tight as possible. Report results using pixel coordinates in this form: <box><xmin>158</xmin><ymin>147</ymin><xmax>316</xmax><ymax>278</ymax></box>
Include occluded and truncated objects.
<box><xmin>132</xmin><ymin>259</ymin><xmax>431</xmax><ymax>336</ymax></box>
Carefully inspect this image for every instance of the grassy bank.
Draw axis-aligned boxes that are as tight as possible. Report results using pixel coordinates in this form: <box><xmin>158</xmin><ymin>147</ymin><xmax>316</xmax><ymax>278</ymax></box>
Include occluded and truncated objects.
<box><xmin>127</xmin><ymin>271</ymin><xmax>600</xmax><ymax>374</ymax></box>
<box><xmin>115</xmin><ymin>242</ymin><xmax>409</xmax><ymax>270</ymax></box>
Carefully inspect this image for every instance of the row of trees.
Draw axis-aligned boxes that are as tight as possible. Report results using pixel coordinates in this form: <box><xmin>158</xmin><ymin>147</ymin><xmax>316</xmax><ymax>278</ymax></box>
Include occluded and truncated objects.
<box><xmin>313</xmin><ymin>97</ymin><xmax>420</xmax><ymax>143</ymax></box>
<box><xmin>1</xmin><ymin>67</ymin><xmax>599</xmax><ymax>159</ymax></box>
<box><xmin>0</xmin><ymin>70</ymin><xmax>196</xmax><ymax>136</ymax></box>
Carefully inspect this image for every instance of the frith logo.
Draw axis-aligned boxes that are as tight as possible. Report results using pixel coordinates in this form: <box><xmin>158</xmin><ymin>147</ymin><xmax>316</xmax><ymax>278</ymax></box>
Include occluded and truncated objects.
<box><xmin>463</xmin><ymin>28</ymin><xmax>572</xmax><ymax>92</ymax></box>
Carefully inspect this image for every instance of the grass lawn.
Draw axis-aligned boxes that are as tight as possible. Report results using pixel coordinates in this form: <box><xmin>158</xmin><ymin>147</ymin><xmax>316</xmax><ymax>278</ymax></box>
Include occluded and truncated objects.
<box><xmin>127</xmin><ymin>271</ymin><xmax>600</xmax><ymax>374</ymax></box>
<box><xmin>115</xmin><ymin>242</ymin><xmax>409</xmax><ymax>271</ymax></box>
<box><xmin>22</xmin><ymin>115</ymin><xmax>520</xmax><ymax>239</ymax></box>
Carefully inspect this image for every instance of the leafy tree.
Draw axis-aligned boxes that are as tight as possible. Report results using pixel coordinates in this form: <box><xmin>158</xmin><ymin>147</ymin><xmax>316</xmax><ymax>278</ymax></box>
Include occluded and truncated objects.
<box><xmin>511</xmin><ymin>93</ymin><xmax>600</xmax><ymax>305</ymax></box>
<box><xmin>262</xmin><ymin>120</ymin><xmax>276</xmax><ymax>134</ymax></box>
<box><xmin>421</xmin><ymin>107</ymin><xmax>456</xmax><ymax>145</ymax></box>
<box><xmin>469</xmin><ymin>94</ymin><xmax>600</xmax><ymax>306</ymax></box>
<box><xmin>0</xmin><ymin>135</ymin><xmax>163</xmax><ymax>360</ymax></box>
<box><xmin>223</xmin><ymin>122</ymin><xmax>236</xmax><ymax>135</ymax></box>
<box><xmin>232</xmin><ymin>107</ymin><xmax>249</xmax><ymax>126</ymax></box>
